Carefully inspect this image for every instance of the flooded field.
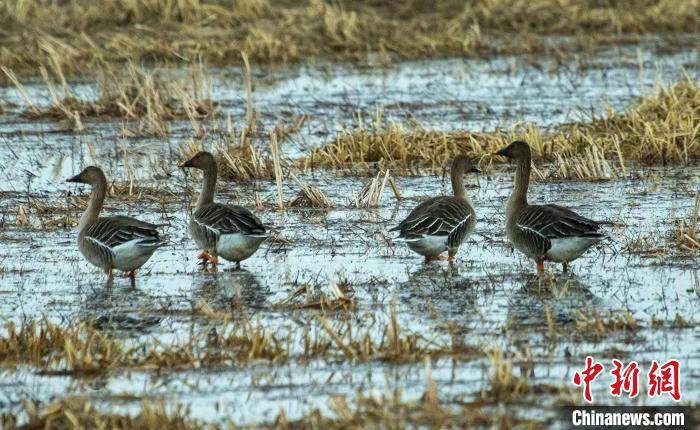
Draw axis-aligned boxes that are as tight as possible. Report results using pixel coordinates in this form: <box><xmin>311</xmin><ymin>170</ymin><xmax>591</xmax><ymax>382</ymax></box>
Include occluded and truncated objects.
<box><xmin>0</xmin><ymin>40</ymin><xmax>698</xmax><ymax>428</ymax></box>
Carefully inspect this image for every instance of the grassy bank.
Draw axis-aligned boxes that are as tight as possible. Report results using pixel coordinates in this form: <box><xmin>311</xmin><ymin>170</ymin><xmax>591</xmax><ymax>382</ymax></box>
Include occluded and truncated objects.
<box><xmin>1</xmin><ymin>0</ymin><xmax>699</xmax><ymax>77</ymax></box>
<box><xmin>306</xmin><ymin>77</ymin><xmax>700</xmax><ymax>173</ymax></box>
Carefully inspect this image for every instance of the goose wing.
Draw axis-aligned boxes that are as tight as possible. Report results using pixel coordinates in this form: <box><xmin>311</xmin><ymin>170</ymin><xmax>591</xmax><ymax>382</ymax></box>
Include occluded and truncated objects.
<box><xmin>84</xmin><ymin>216</ymin><xmax>163</xmax><ymax>250</ymax></box>
<box><xmin>193</xmin><ymin>203</ymin><xmax>266</xmax><ymax>237</ymax></box>
<box><xmin>517</xmin><ymin>204</ymin><xmax>602</xmax><ymax>240</ymax></box>
<box><xmin>514</xmin><ymin>204</ymin><xmax>604</xmax><ymax>256</ymax></box>
<box><xmin>390</xmin><ymin>197</ymin><xmax>474</xmax><ymax>242</ymax></box>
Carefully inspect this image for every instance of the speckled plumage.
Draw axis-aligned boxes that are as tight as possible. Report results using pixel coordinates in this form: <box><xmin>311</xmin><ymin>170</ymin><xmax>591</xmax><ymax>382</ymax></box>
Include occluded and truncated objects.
<box><xmin>496</xmin><ymin>141</ymin><xmax>606</xmax><ymax>271</ymax></box>
<box><xmin>67</xmin><ymin>166</ymin><xmax>163</xmax><ymax>280</ymax></box>
<box><xmin>180</xmin><ymin>151</ymin><xmax>268</xmax><ymax>267</ymax></box>
<box><xmin>390</xmin><ymin>155</ymin><xmax>477</xmax><ymax>260</ymax></box>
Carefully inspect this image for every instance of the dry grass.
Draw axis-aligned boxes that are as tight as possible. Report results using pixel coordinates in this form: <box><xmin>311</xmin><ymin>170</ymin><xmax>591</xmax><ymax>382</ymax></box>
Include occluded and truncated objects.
<box><xmin>573</xmin><ymin>310</ymin><xmax>639</xmax><ymax>341</ymax></box>
<box><xmin>480</xmin><ymin>348</ymin><xmax>530</xmax><ymax>402</ymax></box>
<box><xmin>671</xmin><ymin>192</ymin><xmax>700</xmax><ymax>252</ymax></box>
<box><xmin>309</xmin><ymin>305</ymin><xmax>481</xmax><ymax>363</ymax></box>
<box><xmin>308</xmin><ymin>77</ymin><xmax>700</xmax><ymax>170</ymax></box>
<box><xmin>275</xmin><ymin>282</ymin><xmax>356</xmax><ymax>312</ymax></box>
<box><xmin>1</xmin><ymin>383</ymin><xmax>546</xmax><ymax>430</ymax></box>
<box><xmin>2</xmin><ymin>399</ymin><xmax>201</xmax><ymax>430</ymax></box>
<box><xmin>3</xmin><ymin>60</ymin><xmax>216</xmax><ymax>135</ymax></box>
<box><xmin>180</xmin><ymin>136</ymin><xmax>278</xmax><ymax>182</ymax></box>
<box><xmin>572</xmin><ymin>77</ymin><xmax>700</xmax><ymax>164</ymax></box>
<box><xmin>289</xmin><ymin>172</ymin><xmax>334</xmax><ymax>208</ymax></box>
<box><xmin>0</xmin><ymin>301</ymin><xmax>485</xmax><ymax>372</ymax></box>
<box><xmin>276</xmin><ymin>386</ymin><xmax>544</xmax><ymax>429</ymax></box>
<box><xmin>352</xmin><ymin>170</ymin><xmax>392</xmax><ymax>208</ymax></box>
<box><xmin>550</xmin><ymin>146</ymin><xmax>622</xmax><ymax>180</ymax></box>
<box><xmin>1</xmin><ymin>1</ymin><xmax>698</xmax><ymax>77</ymax></box>
<box><xmin>0</xmin><ymin>316</ymin><xmax>286</xmax><ymax>373</ymax></box>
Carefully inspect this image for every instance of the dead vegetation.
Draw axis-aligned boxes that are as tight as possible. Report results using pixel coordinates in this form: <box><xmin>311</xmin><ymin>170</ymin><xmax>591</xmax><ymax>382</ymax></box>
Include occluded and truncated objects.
<box><xmin>352</xmin><ymin>170</ymin><xmax>394</xmax><ymax>208</ymax></box>
<box><xmin>671</xmin><ymin>192</ymin><xmax>700</xmax><ymax>252</ymax></box>
<box><xmin>1</xmin><ymin>1</ymin><xmax>698</xmax><ymax>77</ymax></box>
<box><xmin>0</xmin><ymin>301</ymin><xmax>484</xmax><ymax>373</ymax></box>
<box><xmin>309</xmin><ymin>77</ymin><xmax>700</xmax><ymax>171</ymax></box>
<box><xmin>2</xmin><ymin>60</ymin><xmax>216</xmax><ymax>135</ymax></box>
<box><xmin>570</xmin><ymin>310</ymin><xmax>639</xmax><ymax>342</ymax></box>
<box><xmin>289</xmin><ymin>172</ymin><xmax>334</xmax><ymax>208</ymax></box>
<box><xmin>1</xmin><ymin>378</ymin><xmax>547</xmax><ymax>430</ymax></box>
<box><xmin>1</xmin><ymin>398</ymin><xmax>201</xmax><ymax>430</ymax></box>
<box><xmin>0</xmin><ymin>316</ymin><xmax>286</xmax><ymax>373</ymax></box>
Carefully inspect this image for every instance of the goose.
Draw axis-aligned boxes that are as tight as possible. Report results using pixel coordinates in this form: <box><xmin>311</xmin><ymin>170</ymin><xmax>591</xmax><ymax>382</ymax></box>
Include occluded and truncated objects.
<box><xmin>179</xmin><ymin>151</ymin><xmax>268</xmax><ymax>270</ymax></box>
<box><xmin>67</xmin><ymin>166</ymin><xmax>164</xmax><ymax>282</ymax></box>
<box><xmin>390</xmin><ymin>155</ymin><xmax>478</xmax><ymax>262</ymax></box>
<box><xmin>495</xmin><ymin>141</ymin><xmax>607</xmax><ymax>272</ymax></box>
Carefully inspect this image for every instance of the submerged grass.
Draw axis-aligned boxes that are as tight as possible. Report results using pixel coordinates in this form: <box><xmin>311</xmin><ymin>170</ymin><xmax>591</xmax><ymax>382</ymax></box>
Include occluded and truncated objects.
<box><xmin>3</xmin><ymin>60</ymin><xmax>216</xmax><ymax>135</ymax></box>
<box><xmin>0</xmin><ymin>316</ymin><xmax>286</xmax><ymax>373</ymax></box>
<box><xmin>1</xmin><ymin>1</ymin><xmax>699</xmax><ymax>77</ymax></box>
<box><xmin>308</xmin><ymin>77</ymin><xmax>700</xmax><ymax>170</ymax></box>
<box><xmin>671</xmin><ymin>192</ymin><xmax>700</xmax><ymax>252</ymax></box>
<box><xmin>2</xmin><ymin>384</ymin><xmax>547</xmax><ymax>430</ymax></box>
<box><xmin>2</xmin><ymin>399</ymin><xmax>201</xmax><ymax>430</ymax></box>
<box><xmin>0</xmin><ymin>302</ymin><xmax>484</xmax><ymax>373</ymax></box>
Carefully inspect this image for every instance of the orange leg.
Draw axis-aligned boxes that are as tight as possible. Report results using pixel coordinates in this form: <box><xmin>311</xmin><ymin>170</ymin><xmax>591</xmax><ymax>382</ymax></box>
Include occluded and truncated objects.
<box><xmin>447</xmin><ymin>249</ymin><xmax>457</xmax><ymax>262</ymax></box>
<box><xmin>425</xmin><ymin>254</ymin><xmax>447</xmax><ymax>263</ymax></box>
<box><xmin>198</xmin><ymin>250</ymin><xmax>219</xmax><ymax>271</ymax></box>
<box><xmin>536</xmin><ymin>260</ymin><xmax>545</xmax><ymax>273</ymax></box>
<box><xmin>107</xmin><ymin>268</ymin><xmax>114</xmax><ymax>283</ymax></box>
<box><xmin>198</xmin><ymin>251</ymin><xmax>214</xmax><ymax>270</ymax></box>
<box><xmin>127</xmin><ymin>270</ymin><xmax>136</xmax><ymax>287</ymax></box>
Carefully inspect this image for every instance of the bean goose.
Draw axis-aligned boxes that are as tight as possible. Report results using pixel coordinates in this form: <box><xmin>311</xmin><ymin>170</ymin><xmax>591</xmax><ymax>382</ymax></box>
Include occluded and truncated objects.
<box><xmin>390</xmin><ymin>155</ymin><xmax>478</xmax><ymax>262</ymax></box>
<box><xmin>495</xmin><ymin>141</ymin><xmax>607</xmax><ymax>272</ymax></box>
<box><xmin>67</xmin><ymin>166</ymin><xmax>164</xmax><ymax>282</ymax></box>
<box><xmin>179</xmin><ymin>151</ymin><xmax>268</xmax><ymax>269</ymax></box>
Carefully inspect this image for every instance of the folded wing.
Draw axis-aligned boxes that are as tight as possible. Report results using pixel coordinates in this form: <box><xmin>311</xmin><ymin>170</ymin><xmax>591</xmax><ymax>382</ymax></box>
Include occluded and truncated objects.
<box><xmin>515</xmin><ymin>204</ymin><xmax>605</xmax><ymax>256</ymax></box>
<box><xmin>391</xmin><ymin>197</ymin><xmax>474</xmax><ymax>247</ymax></box>
<box><xmin>193</xmin><ymin>203</ymin><xmax>266</xmax><ymax>237</ymax></box>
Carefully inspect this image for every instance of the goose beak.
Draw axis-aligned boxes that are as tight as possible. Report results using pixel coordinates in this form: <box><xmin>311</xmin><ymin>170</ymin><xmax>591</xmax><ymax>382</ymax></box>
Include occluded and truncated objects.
<box><xmin>178</xmin><ymin>159</ymin><xmax>194</xmax><ymax>168</ymax></box>
<box><xmin>470</xmin><ymin>166</ymin><xmax>481</xmax><ymax>173</ymax></box>
<box><xmin>66</xmin><ymin>174</ymin><xmax>82</xmax><ymax>183</ymax></box>
<box><xmin>494</xmin><ymin>148</ymin><xmax>508</xmax><ymax>157</ymax></box>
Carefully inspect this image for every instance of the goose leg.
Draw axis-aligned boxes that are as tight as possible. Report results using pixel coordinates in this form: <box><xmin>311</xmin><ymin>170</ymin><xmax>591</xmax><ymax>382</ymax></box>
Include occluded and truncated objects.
<box><xmin>235</xmin><ymin>261</ymin><xmax>241</xmax><ymax>270</ymax></box>
<box><xmin>198</xmin><ymin>251</ymin><xmax>211</xmax><ymax>268</ymax></box>
<box><xmin>447</xmin><ymin>249</ymin><xmax>457</xmax><ymax>262</ymax></box>
<box><xmin>207</xmin><ymin>255</ymin><xmax>219</xmax><ymax>272</ymax></box>
<box><xmin>536</xmin><ymin>259</ymin><xmax>545</xmax><ymax>273</ymax></box>
<box><xmin>424</xmin><ymin>254</ymin><xmax>447</xmax><ymax>263</ymax></box>
<box><xmin>562</xmin><ymin>261</ymin><xmax>569</xmax><ymax>272</ymax></box>
<box><xmin>127</xmin><ymin>270</ymin><xmax>136</xmax><ymax>287</ymax></box>
<box><xmin>107</xmin><ymin>268</ymin><xmax>114</xmax><ymax>283</ymax></box>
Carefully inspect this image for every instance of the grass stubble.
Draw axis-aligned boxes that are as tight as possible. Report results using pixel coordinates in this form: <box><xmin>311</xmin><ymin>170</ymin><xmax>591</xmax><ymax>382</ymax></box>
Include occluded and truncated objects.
<box><xmin>4</xmin><ymin>60</ymin><xmax>697</xmax><ymax>188</ymax></box>
<box><xmin>307</xmin><ymin>76</ymin><xmax>700</xmax><ymax>172</ymax></box>
<box><xmin>1</xmin><ymin>0</ymin><xmax>699</xmax><ymax>78</ymax></box>
<box><xmin>1</xmin><ymin>3</ymin><xmax>699</xmax><ymax>426</ymax></box>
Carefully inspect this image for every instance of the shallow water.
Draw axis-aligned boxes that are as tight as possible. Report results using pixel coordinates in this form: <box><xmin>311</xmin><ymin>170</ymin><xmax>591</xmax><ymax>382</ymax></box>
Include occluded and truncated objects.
<box><xmin>0</xmin><ymin>40</ymin><xmax>699</xmax><ymax>426</ymax></box>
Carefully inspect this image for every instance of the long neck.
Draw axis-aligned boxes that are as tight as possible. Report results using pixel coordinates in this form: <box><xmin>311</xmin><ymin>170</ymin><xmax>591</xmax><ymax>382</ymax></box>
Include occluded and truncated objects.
<box><xmin>451</xmin><ymin>164</ymin><xmax>468</xmax><ymax>201</ymax></box>
<box><xmin>507</xmin><ymin>155</ymin><xmax>530</xmax><ymax>213</ymax></box>
<box><xmin>196</xmin><ymin>163</ymin><xmax>217</xmax><ymax>209</ymax></box>
<box><xmin>80</xmin><ymin>180</ymin><xmax>105</xmax><ymax>229</ymax></box>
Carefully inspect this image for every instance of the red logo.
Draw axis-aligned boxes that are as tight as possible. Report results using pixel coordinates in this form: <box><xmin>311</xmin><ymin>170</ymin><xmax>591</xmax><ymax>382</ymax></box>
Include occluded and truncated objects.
<box><xmin>572</xmin><ymin>358</ymin><xmax>682</xmax><ymax>403</ymax></box>
<box><xmin>647</xmin><ymin>359</ymin><xmax>681</xmax><ymax>401</ymax></box>
<box><xmin>609</xmin><ymin>359</ymin><xmax>640</xmax><ymax>398</ymax></box>
<box><xmin>572</xmin><ymin>356</ymin><xmax>605</xmax><ymax>402</ymax></box>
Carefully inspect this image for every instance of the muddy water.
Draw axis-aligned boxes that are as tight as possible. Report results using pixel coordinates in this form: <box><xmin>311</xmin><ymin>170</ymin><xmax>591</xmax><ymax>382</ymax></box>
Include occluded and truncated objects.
<box><xmin>0</xmin><ymin>40</ymin><xmax>699</xmax><ymax>426</ymax></box>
